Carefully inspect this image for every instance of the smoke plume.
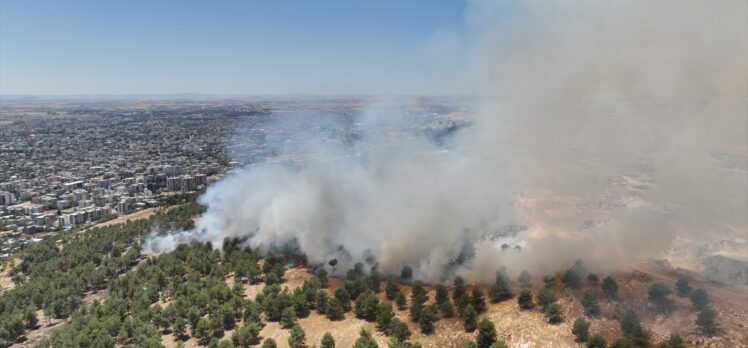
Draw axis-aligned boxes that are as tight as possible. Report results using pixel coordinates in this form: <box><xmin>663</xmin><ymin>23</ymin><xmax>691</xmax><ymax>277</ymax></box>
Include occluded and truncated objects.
<box><xmin>144</xmin><ymin>0</ymin><xmax>747</xmax><ymax>282</ymax></box>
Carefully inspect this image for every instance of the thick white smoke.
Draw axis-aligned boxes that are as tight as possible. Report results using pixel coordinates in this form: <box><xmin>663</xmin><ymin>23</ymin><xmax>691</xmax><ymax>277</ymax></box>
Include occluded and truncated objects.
<box><xmin>144</xmin><ymin>0</ymin><xmax>747</xmax><ymax>282</ymax></box>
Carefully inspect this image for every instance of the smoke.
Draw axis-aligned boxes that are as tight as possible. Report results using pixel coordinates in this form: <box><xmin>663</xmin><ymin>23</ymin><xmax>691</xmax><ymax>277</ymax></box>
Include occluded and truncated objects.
<box><xmin>144</xmin><ymin>0</ymin><xmax>747</xmax><ymax>282</ymax></box>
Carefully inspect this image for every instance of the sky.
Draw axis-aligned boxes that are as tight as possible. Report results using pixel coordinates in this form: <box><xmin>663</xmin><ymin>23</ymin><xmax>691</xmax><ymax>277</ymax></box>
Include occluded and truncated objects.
<box><xmin>0</xmin><ymin>0</ymin><xmax>471</xmax><ymax>95</ymax></box>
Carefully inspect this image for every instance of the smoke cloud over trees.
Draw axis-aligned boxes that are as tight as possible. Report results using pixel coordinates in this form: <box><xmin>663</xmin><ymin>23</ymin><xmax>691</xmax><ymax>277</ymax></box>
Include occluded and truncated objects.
<box><xmin>144</xmin><ymin>0</ymin><xmax>747</xmax><ymax>282</ymax></box>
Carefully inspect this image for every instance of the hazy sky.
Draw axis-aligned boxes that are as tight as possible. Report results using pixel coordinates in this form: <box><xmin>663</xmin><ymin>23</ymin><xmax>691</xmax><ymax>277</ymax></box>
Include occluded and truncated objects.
<box><xmin>0</xmin><ymin>0</ymin><xmax>473</xmax><ymax>95</ymax></box>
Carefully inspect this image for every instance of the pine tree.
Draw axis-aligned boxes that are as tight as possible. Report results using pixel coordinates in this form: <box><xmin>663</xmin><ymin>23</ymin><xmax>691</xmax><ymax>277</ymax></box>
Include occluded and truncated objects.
<box><xmin>173</xmin><ymin>317</ymin><xmax>187</xmax><ymax>340</ymax></box>
<box><xmin>602</xmin><ymin>276</ymin><xmax>618</xmax><ymax>300</ymax></box>
<box><xmin>476</xmin><ymin>318</ymin><xmax>497</xmax><ymax>348</ymax></box>
<box><xmin>353</xmin><ymin>328</ymin><xmax>378</xmax><ymax>348</ymax></box>
<box><xmin>662</xmin><ymin>333</ymin><xmax>685</xmax><ymax>348</ymax></box>
<box><xmin>536</xmin><ymin>288</ymin><xmax>557</xmax><ymax>309</ymax></box>
<box><xmin>435</xmin><ymin>284</ymin><xmax>450</xmax><ymax>306</ymax></box>
<box><xmin>648</xmin><ymin>283</ymin><xmax>673</xmax><ymax>314</ymax></box>
<box><xmin>354</xmin><ymin>290</ymin><xmax>380</xmax><ymax>321</ymax></box>
<box><xmin>418</xmin><ymin>305</ymin><xmax>437</xmax><ymax>334</ymax></box>
<box><xmin>586</xmin><ymin>335</ymin><xmax>607</xmax><ymax>348</ymax></box>
<box><xmin>326</xmin><ymin>298</ymin><xmax>345</xmax><ymax>321</ymax></box>
<box><xmin>545</xmin><ymin>303</ymin><xmax>563</xmax><ymax>324</ymax></box>
<box><xmin>232</xmin><ymin>323</ymin><xmax>261</xmax><ymax>347</ymax></box>
<box><xmin>695</xmin><ymin>307</ymin><xmax>718</xmax><ymax>336</ymax></box>
<box><xmin>689</xmin><ymin>289</ymin><xmax>709</xmax><ymax>310</ymax></box>
<box><xmin>581</xmin><ymin>291</ymin><xmax>600</xmax><ymax>316</ymax></box>
<box><xmin>572</xmin><ymin>318</ymin><xmax>590</xmax><ymax>342</ymax></box>
<box><xmin>262</xmin><ymin>338</ymin><xmax>278</xmax><ymax>348</ymax></box>
<box><xmin>195</xmin><ymin>317</ymin><xmax>212</xmax><ymax>346</ymax></box>
<box><xmin>462</xmin><ymin>304</ymin><xmax>478</xmax><ymax>332</ymax></box>
<box><xmin>489</xmin><ymin>272</ymin><xmax>513</xmax><ymax>303</ymax></box>
<box><xmin>517</xmin><ymin>289</ymin><xmax>535</xmax><ymax>310</ymax></box>
<box><xmin>334</xmin><ymin>288</ymin><xmax>351</xmax><ymax>311</ymax></box>
<box><xmin>315</xmin><ymin>290</ymin><xmax>329</xmax><ymax>315</ymax></box>
<box><xmin>288</xmin><ymin>324</ymin><xmax>306</xmax><ymax>348</ymax></box>
<box><xmin>675</xmin><ymin>278</ymin><xmax>691</xmax><ymax>296</ymax></box>
<box><xmin>453</xmin><ymin>276</ymin><xmax>469</xmax><ymax>313</ymax></box>
<box><xmin>385</xmin><ymin>277</ymin><xmax>400</xmax><ymax>300</ymax></box>
<box><xmin>388</xmin><ymin>318</ymin><xmax>411</xmax><ymax>342</ymax></box>
<box><xmin>375</xmin><ymin>301</ymin><xmax>394</xmax><ymax>332</ymax></box>
<box><xmin>320</xmin><ymin>332</ymin><xmax>336</xmax><ymax>348</ymax></box>
<box><xmin>439</xmin><ymin>299</ymin><xmax>456</xmax><ymax>318</ymax></box>
<box><xmin>317</xmin><ymin>268</ymin><xmax>329</xmax><ymax>288</ymax></box>
<box><xmin>472</xmin><ymin>287</ymin><xmax>487</xmax><ymax>313</ymax></box>
<box><xmin>281</xmin><ymin>306</ymin><xmax>297</xmax><ymax>328</ymax></box>
<box><xmin>409</xmin><ymin>281</ymin><xmax>428</xmax><ymax>322</ymax></box>
<box><xmin>620</xmin><ymin>310</ymin><xmax>649</xmax><ymax>346</ymax></box>
<box><xmin>395</xmin><ymin>290</ymin><xmax>407</xmax><ymax>310</ymax></box>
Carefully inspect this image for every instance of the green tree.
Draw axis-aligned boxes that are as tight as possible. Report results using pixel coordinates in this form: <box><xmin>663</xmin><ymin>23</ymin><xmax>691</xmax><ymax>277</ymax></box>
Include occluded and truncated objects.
<box><xmin>326</xmin><ymin>298</ymin><xmax>345</xmax><ymax>321</ymax></box>
<box><xmin>648</xmin><ymin>283</ymin><xmax>673</xmax><ymax>314</ymax></box>
<box><xmin>409</xmin><ymin>281</ymin><xmax>428</xmax><ymax>323</ymax></box>
<box><xmin>261</xmin><ymin>338</ymin><xmax>278</xmax><ymax>348</ymax></box>
<box><xmin>435</xmin><ymin>284</ymin><xmax>449</xmax><ymax>306</ymax></box>
<box><xmin>173</xmin><ymin>317</ymin><xmax>187</xmax><ymax>340</ymax></box>
<box><xmin>463</xmin><ymin>304</ymin><xmax>478</xmax><ymax>332</ymax></box>
<box><xmin>545</xmin><ymin>303</ymin><xmax>563</xmax><ymax>324</ymax></box>
<box><xmin>620</xmin><ymin>310</ymin><xmax>649</xmax><ymax>346</ymax></box>
<box><xmin>353</xmin><ymin>328</ymin><xmax>378</xmax><ymax>348</ymax></box>
<box><xmin>418</xmin><ymin>305</ymin><xmax>437</xmax><ymax>334</ymax></box>
<box><xmin>581</xmin><ymin>291</ymin><xmax>600</xmax><ymax>316</ymax></box>
<box><xmin>572</xmin><ymin>318</ymin><xmax>590</xmax><ymax>342</ymax></box>
<box><xmin>675</xmin><ymin>278</ymin><xmax>691</xmax><ymax>296</ymax></box>
<box><xmin>476</xmin><ymin>318</ymin><xmax>497</xmax><ymax>348</ymax></box>
<box><xmin>315</xmin><ymin>290</ymin><xmax>329</xmax><ymax>315</ymax></box>
<box><xmin>602</xmin><ymin>277</ymin><xmax>618</xmax><ymax>300</ymax></box>
<box><xmin>517</xmin><ymin>289</ymin><xmax>535</xmax><ymax>310</ymax></box>
<box><xmin>656</xmin><ymin>333</ymin><xmax>685</xmax><ymax>348</ymax></box>
<box><xmin>610</xmin><ymin>338</ymin><xmax>635</xmax><ymax>348</ymax></box>
<box><xmin>355</xmin><ymin>290</ymin><xmax>380</xmax><ymax>321</ymax></box>
<box><xmin>243</xmin><ymin>300</ymin><xmax>263</xmax><ymax>324</ymax></box>
<box><xmin>288</xmin><ymin>324</ymin><xmax>306</xmax><ymax>348</ymax></box>
<box><xmin>195</xmin><ymin>317</ymin><xmax>213</xmax><ymax>346</ymax></box>
<box><xmin>453</xmin><ymin>276</ymin><xmax>470</xmax><ymax>313</ymax></box>
<box><xmin>317</xmin><ymin>268</ymin><xmax>329</xmax><ymax>288</ymax></box>
<box><xmin>695</xmin><ymin>307</ymin><xmax>718</xmax><ymax>336</ymax></box>
<box><xmin>587</xmin><ymin>335</ymin><xmax>607</xmax><ymax>348</ymax></box>
<box><xmin>281</xmin><ymin>306</ymin><xmax>297</xmax><ymax>328</ymax></box>
<box><xmin>587</xmin><ymin>273</ymin><xmax>600</xmax><ymax>284</ymax></box>
<box><xmin>563</xmin><ymin>269</ymin><xmax>582</xmax><ymax>289</ymax></box>
<box><xmin>472</xmin><ymin>287</ymin><xmax>487</xmax><ymax>313</ymax></box>
<box><xmin>320</xmin><ymin>332</ymin><xmax>336</xmax><ymax>348</ymax></box>
<box><xmin>24</xmin><ymin>307</ymin><xmax>38</xmax><ymax>329</ymax></box>
<box><xmin>536</xmin><ymin>288</ymin><xmax>557</xmax><ymax>309</ymax></box>
<box><xmin>489</xmin><ymin>272</ymin><xmax>513</xmax><ymax>303</ymax></box>
<box><xmin>334</xmin><ymin>288</ymin><xmax>352</xmax><ymax>311</ymax></box>
<box><xmin>689</xmin><ymin>289</ymin><xmax>709</xmax><ymax>310</ymax></box>
<box><xmin>232</xmin><ymin>323</ymin><xmax>261</xmax><ymax>347</ymax></box>
<box><xmin>376</xmin><ymin>301</ymin><xmax>395</xmax><ymax>332</ymax></box>
<box><xmin>439</xmin><ymin>299</ymin><xmax>455</xmax><ymax>318</ymax></box>
<box><xmin>395</xmin><ymin>291</ymin><xmax>407</xmax><ymax>310</ymax></box>
<box><xmin>385</xmin><ymin>277</ymin><xmax>400</xmax><ymax>300</ymax></box>
<box><xmin>388</xmin><ymin>318</ymin><xmax>411</xmax><ymax>342</ymax></box>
